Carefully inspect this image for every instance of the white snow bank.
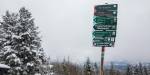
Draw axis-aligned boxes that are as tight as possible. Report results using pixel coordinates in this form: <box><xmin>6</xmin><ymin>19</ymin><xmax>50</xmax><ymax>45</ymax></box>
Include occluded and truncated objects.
<box><xmin>0</xmin><ymin>64</ymin><xmax>10</xmax><ymax>69</ymax></box>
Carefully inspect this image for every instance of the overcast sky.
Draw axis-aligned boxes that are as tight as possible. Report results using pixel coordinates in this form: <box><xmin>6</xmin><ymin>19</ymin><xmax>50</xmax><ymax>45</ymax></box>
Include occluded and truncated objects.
<box><xmin>0</xmin><ymin>0</ymin><xmax>150</xmax><ymax>63</ymax></box>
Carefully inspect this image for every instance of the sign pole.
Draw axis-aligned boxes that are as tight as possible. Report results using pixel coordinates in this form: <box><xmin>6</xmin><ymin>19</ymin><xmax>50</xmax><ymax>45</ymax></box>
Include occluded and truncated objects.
<box><xmin>100</xmin><ymin>46</ymin><xmax>105</xmax><ymax>75</ymax></box>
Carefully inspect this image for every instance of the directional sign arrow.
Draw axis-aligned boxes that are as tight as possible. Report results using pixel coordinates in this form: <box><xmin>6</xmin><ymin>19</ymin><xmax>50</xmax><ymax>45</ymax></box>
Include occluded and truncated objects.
<box><xmin>93</xmin><ymin>25</ymin><xmax>116</xmax><ymax>30</ymax></box>
<box><xmin>93</xmin><ymin>37</ymin><xmax>115</xmax><ymax>42</ymax></box>
<box><xmin>93</xmin><ymin>38</ymin><xmax>108</xmax><ymax>42</ymax></box>
<box><xmin>92</xmin><ymin>31</ymin><xmax>116</xmax><ymax>37</ymax></box>
<box><xmin>94</xmin><ymin>11</ymin><xmax>117</xmax><ymax>16</ymax></box>
<box><xmin>93</xmin><ymin>16</ymin><xmax>117</xmax><ymax>25</ymax></box>
<box><xmin>93</xmin><ymin>16</ymin><xmax>105</xmax><ymax>24</ymax></box>
<box><xmin>95</xmin><ymin>4</ymin><xmax>118</xmax><ymax>12</ymax></box>
<box><xmin>93</xmin><ymin>41</ymin><xmax>114</xmax><ymax>47</ymax></box>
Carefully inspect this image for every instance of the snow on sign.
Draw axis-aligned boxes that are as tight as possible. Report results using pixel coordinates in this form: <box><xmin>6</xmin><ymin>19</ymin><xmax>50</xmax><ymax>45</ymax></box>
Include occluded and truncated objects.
<box><xmin>93</xmin><ymin>4</ymin><xmax>118</xmax><ymax>47</ymax></box>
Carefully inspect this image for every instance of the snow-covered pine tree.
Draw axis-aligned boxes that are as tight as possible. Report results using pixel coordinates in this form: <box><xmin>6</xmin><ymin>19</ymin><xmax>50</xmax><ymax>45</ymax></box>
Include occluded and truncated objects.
<box><xmin>0</xmin><ymin>7</ymin><xmax>46</xmax><ymax>75</ymax></box>
<box><xmin>84</xmin><ymin>58</ymin><xmax>93</xmax><ymax>75</ymax></box>
<box><xmin>93</xmin><ymin>62</ymin><xmax>99</xmax><ymax>75</ymax></box>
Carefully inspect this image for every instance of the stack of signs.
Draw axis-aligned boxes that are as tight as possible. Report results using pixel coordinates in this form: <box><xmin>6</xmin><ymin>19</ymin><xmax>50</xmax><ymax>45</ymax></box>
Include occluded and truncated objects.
<box><xmin>93</xmin><ymin>4</ymin><xmax>118</xmax><ymax>47</ymax></box>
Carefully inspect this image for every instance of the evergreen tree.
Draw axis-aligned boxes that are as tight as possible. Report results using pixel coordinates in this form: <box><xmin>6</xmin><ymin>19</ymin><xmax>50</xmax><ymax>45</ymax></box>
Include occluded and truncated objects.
<box><xmin>93</xmin><ymin>62</ymin><xmax>99</xmax><ymax>75</ymax></box>
<box><xmin>109</xmin><ymin>62</ymin><xmax>115</xmax><ymax>75</ymax></box>
<box><xmin>126</xmin><ymin>65</ymin><xmax>132</xmax><ymax>75</ymax></box>
<box><xmin>84</xmin><ymin>58</ymin><xmax>93</xmax><ymax>75</ymax></box>
<box><xmin>0</xmin><ymin>7</ymin><xmax>46</xmax><ymax>75</ymax></box>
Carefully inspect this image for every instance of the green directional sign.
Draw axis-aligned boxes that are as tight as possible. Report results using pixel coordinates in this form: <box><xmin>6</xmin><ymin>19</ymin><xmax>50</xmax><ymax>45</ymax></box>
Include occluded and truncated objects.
<box><xmin>92</xmin><ymin>31</ymin><xmax>116</xmax><ymax>37</ymax></box>
<box><xmin>93</xmin><ymin>38</ymin><xmax>109</xmax><ymax>42</ymax></box>
<box><xmin>92</xmin><ymin>4</ymin><xmax>118</xmax><ymax>47</ymax></box>
<box><xmin>93</xmin><ymin>37</ymin><xmax>115</xmax><ymax>42</ymax></box>
<box><xmin>93</xmin><ymin>37</ymin><xmax>115</xmax><ymax>47</ymax></box>
<box><xmin>93</xmin><ymin>16</ymin><xmax>117</xmax><ymax>25</ymax></box>
<box><xmin>93</xmin><ymin>16</ymin><xmax>105</xmax><ymax>24</ymax></box>
<box><xmin>95</xmin><ymin>4</ymin><xmax>118</xmax><ymax>11</ymax></box>
<box><xmin>93</xmin><ymin>41</ymin><xmax>114</xmax><ymax>47</ymax></box>
<box><xmin>93</xmin><ymin>25</ymin><xmax>116</xmax><ymax>30</ymax></box>
<box><xmin>94</xmin><ymin>4</ymin><xmax>118</xmax><ymax>16</ymax></box>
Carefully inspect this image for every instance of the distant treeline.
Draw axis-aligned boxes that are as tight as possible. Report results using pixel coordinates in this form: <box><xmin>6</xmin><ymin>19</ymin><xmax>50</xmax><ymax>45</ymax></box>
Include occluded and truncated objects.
<box><xmin>50</xmin><ymin>58</ymin><xmax>150</xmax><ymax>75</ymax></box>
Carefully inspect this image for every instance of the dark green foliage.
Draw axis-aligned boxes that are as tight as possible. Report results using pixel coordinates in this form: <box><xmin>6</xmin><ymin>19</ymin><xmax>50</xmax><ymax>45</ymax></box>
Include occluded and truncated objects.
<box><xmin>84</xmin><ymin>58</ymin><xmax>94</xmax><ymax>75</ymax></box>
<box><xmin>93</xmin><ymin>62</ymin><xmax>99</xmax><ymax>75</ymax></box>
<box><xmin>0</xmin><ymin>7</ymin><xmax>46</xmax><ymax>75</ymax></box>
